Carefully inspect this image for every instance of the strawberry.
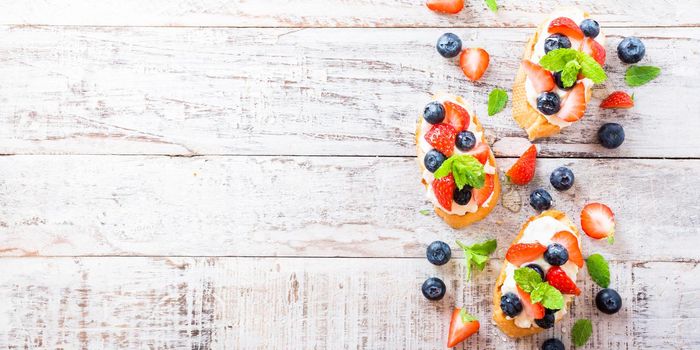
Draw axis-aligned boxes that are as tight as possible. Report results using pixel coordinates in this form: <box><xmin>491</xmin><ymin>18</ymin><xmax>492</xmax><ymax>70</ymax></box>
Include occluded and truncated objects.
<box><xmin>433</xmin><ymin>174</ymin><xmax>456</xmax><ymax>211</ymax></box>
<box><xmin>517</xmin><ymin>286</ymin><xmax>545</xmax><ymax>319</ymax></box>
<box><xmin>546</xmin><ymin>266</ymin><xmax>581</xmax><ymax>295</ymax></box>
<box><xmin>459</xmin><ymin>48</ymin><xmax>490</xmax><ymax>81</ymax></box>
<box><xmin>506</xmin><ymin>242</ymin><xmax>547</xmax><ymax>266</ymax></box>
<box><xmin>466</xmin><ymin>142</ymin><xmax>489</xmax><ymax>165</ymax></box>
<box><xmin>600</xmin><ymin>91</ymin><xmax>634</xmax><ymax>109</ymax></box>
<box><xmin>548</xmin><ymin>17</ymin><xmax>584</xmax><ymax>42</ymax></box>
<box><xmin>447</xmin><ymin>308</ymin><xmax>480</xmax><ymax>348</ymax></box>
<box><xmin>522</xmin><ymin>60</ymin><xmax>555</xmax><ymax>93</ymax></box>
<box><xmin>424</xmin><ymin>123</ymin><xmax>456</xmax><ymax>157</ymax></box>
<box><xmin>473</xmin><ymin>173</ymin><xmax>494</xmax><ymax>206</ymax></box>
<box><xmin>581</xmin><ymin>37</ymin><xmax>606</xmax><ymax>66</ymax></box>
<box><xmin>426</xmin><ymin>0</ymin><xmax>464</xmax><ymax>14</ymax></box>
<box><xmin>557</xmin><ymin>81</ymin><xmax>586</xmax><ymax>122</ymax></box>
<box><xmin>551</xmin><ymin>231</ymin><xmax>583</xmax><ymax>268</ymax></box>
<box><xmin>443</xmin><ymin>101</ymin><xmax>470</xmax><ymax>131</ymax></box>
<box><xmin>580</xmin><ymin>203</ymin><xmax>615</xmax><ymax>240</ymax></box>
<box><xmin>505</xmin><ymin>145</ymin><xmax>537</xmax><ymax>185</ymax></box>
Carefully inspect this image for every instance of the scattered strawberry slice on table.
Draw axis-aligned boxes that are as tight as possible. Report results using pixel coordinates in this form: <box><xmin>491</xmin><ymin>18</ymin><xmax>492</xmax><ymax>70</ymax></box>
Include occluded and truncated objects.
<box><xmin>551</xmin><ymin>231</ymin><xmax>584</xmax><ymax>268</ymax></box>
<box><xmin>506</xmin><ymin>144</ymin><xmax>537</xmax><ymax>185</ymax></box>
<box><xmin>466</xmin><ymin>142</ymin><xmax>490</xmax><ymax>165</ymax></box>
<box><xmin>522</xmin><ymin>60</ymin><xmax>555</xmax><ymax>93</ymax></box>
<box><xmin>447</xmin><ymin>308</ymin><xmax>480</xmax><ymax>347</ymax></box>
<box><xmin>426</xmin><ymin>0</ymin><xmax>464</xmax><ymax>14</ymax></box>
<box><xmin>425</xmin><ymin>123</ymin><xmax>457</xmax><ymax>157</ymax></box>
<box><xmin>443</xmin><ymin>101</ymin><xmax>470</xmax><ymax>131</ymax></box>
<box><xmin>473</xmin><ymin>173</ymin><xmax>495</xmax><ymax>206</ymax></box>
<box><xmin>506</xmin><ymin>243</ymin><xmax>547</xmax><ymax>266</ymax></box>
<box><xmin>548</xmin><ymin>17</ymin><xmax>584</xmax><ymax>42</ymax></box>
<box><xmin>546</xmin><ymin>266</ymin><xmax>581</xmax><ymax>295</ymax></box>
<box><xmin>580</xmin><ymin>202</ymin><xmax>615</xmax><ymax>240</ymax></box>
<box><xmin>581</xmin><ymin>37</ymin><xmax>606</xmax><ymax>66</ymax></box>
<box><xmin>517</xmin><ymin>285</ymin><xmax>545</xmax><ymax>319</ymax></box>
<box><xmin>433</xmin><ymin>174</ymin><xmax>456</xmax><ymax>211</ymax></box>
<box><xmin>600</xmin><ymin>91</ymin><xmax>634</xmax><ymax>109</ymax></box>
<box><xmin>460</xmin><ymin>48</ymin><xmax>490</xmax><ymax>81</ymax></box>
<box><xmin>557</xmin><ymin>81</ymin><xmax>586</xmax><ymax>122</ymax></box>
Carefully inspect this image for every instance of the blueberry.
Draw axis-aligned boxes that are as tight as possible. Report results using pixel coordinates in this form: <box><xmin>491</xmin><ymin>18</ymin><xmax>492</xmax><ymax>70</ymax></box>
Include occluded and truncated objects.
<box><xmin>535</xmin><ymin>308</ymin><xmax>557</xmax><ymax>329</ymax></box>
<box><xmin>423</xmin><ymin>101</ymin><xmax>445</xmax><ymax>124</ymax></box>
<box><xmin>525</xmin><ymin>263</ymin><xmax>545</xmax><ymax>281</ymax></box>
<box><xmin>596</xmin><ymin>288</ymin><xmax>622</xmax><ymax>314</ymax></box>
<box><xmin>550</xmin><ymin>167</ymin><xmax>575</xmax><ymax>191</ymax></box>
<box><xmin>537</xmin><ymin>92</ymin><xmax>561</xmax><ymax>115</ymax></box>
<box><xmin>453</xmin><ymin>185</ymin><xmax>473</xmax><ymax>205</ymax></box>
<box><xmin>579</xmin><ymin>19</ymin><xmax>600</xmax><ymax>38</ymax></box>
<box><xmin>544</xmin><ymin>243</ymin><xmax>569</xmax><ymax>266</ymax></box>
<box><xmin>617</xmin><ymin>37</ymin><xmax>646</xmax><ymax>64</ymax></box>
<box><xmin>529</xmin><ymin>189</ymin><xmax>553</xmax><ymax>211</ymax></box>
<box><xmin>421</xmin><ymin>277</ymin><xmax>446</xmax><ymax>300</ymax></box>
<box><xmin>426</xmin><ymin>241</ymin><xmax>451</xmax><ymax>266</ymax></box>
<box><xmin>424</xmin><ymin>150</ymin><xmax>447</xmax><ymax>172</ymax></box>
<box><xmin>542</xmin><ymin>338</ymin><xmax>566</xmax><ymax>350</ymax></box>
<box><xmin>544</xmin><ymin>34</ymin><xmax>572</xmax><ymax>54</ymax></box>
<box><xmin>500</xmin><ymin>292</ymin><xmax>523</xmax><ymax>317</ymax></box>
<box><xmin>455</xmin><ymin>130</ymin><xmax>476</xmax><ymax>151</ymax></box>
<box><xmin>436</xmin><ymin>33</ymin><xmax>462</xmax><ymax>58</ymax></box>
<box><xmin>553</xmin><ymin>71</ymin><xmax>573</xmax><ymax>90</ymax></box>
<box><xmin>598</xmin><ymin>123</ymin><xmax>625</xmax><ymax>149</ymax></box>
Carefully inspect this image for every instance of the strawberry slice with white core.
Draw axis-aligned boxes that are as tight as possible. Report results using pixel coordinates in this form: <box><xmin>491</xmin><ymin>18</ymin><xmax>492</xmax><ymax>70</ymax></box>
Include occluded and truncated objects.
<box><xmin>557</xmin><ymin>81</ymin><xmax>586</xmax><ymax>122</ymax></box>
<box><xmin>473</xmin><ymin>173</ymin><xmax>494</xmax><ymax>206</ymax></box>
<box><xmin>506</xmin><ymin>243</ymin><xmax>547</xmax><ymax>266</ymax></box>
<box><xmin>517</xmin><ymin>285</ymin><xmax>545</xmax><ymax>319</ymax></box>
<box><xmin>581</xmin><ymin>37</ymin><xmax>606</xmax><ymax>66</ymax></box>
<box><xmin>522</xmin><ymin>60</ymin><xmax>555</xmax><ymax>93</ymax></box>
<box><xmin>460</xmin><ymin>48</ymin><xmax>490</xmax><ymax>81</ymax></box>
<box><xmin>432</xmin><ymin>174</ymin><xmax>456</xmax><ymax>211</ymax></box>
<box><xmin>548</xmin><ymin>17</ymin><xmax>584</xmax><ymax>42</ymax></box>
<box><xmin>443</xmin><ymin>101</ymin><xmax>470</xmax><ymax>131</ymax></box>
<box><xmin>580</xmin><ymin>202</ymin><xmax>615</xmax><ymax>240</ymax></box>
<box><xmin>466</xmin><ymin>142</ymin><xmax>489</xmax><ymax>165</ymax></box>
<box><xmin>551</xmin><ymin>231</ymin><xmax>583</xmax><ymax>268</ymax></box>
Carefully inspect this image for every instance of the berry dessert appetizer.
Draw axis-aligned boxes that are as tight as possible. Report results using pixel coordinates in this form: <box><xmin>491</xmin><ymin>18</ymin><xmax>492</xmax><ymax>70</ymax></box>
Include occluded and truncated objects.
<box><xmin>512</xmin><ymin>8</ymin><xmax>607</xmax><ymax>140</ymax></box>
<box><xmin>493</xmin><ymin>210</ymin><xmax>583</xmax><ymax>337</ymax></box>
<box><xmin>416</xmin><ymin>94</ymin><xmax>501</xmax><ymax>228</ymax></box>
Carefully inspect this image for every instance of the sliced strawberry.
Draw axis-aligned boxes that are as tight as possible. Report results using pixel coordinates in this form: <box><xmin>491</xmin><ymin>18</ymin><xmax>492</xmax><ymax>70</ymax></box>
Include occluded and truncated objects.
<box><xmin>505</xmin><ymin>145</ymin><xmax>537</xmax><ymax>185</ymax></box>
<box><xmin>466</xmin><ymin>142</ymin><xmax>489</xmax><ymax>165</ymax></box>
<box><xmin>580</xmin><ymin>203</ymin><xmax>615</xmax><ymax>239</ymax></box>
<box><xmin>522</xmin><ymin>60</ymin><xmax>555</xmax><ymax>93</ymax></box>
<box><xmin>557</xmin><ymin>81</ymin><xmax>586</xmax><ymax>122</ymax></box>
<box><xmin>600</xmin><ymin>91</ymin><xmax>634</xmax><ymax>109</ymax></box>
<box><xmin>548</xmin><ymin>17</ymin><xmax>584</xmax><ymax>42</ymax></box>
<box><xmin>546</xmin><ymin>266</ymin><xmax>581</xmax><ymax>295</ymax></box>
<box><xmin>517</xmin><ymin>286</ymin><xmax>545</xmax><ymax>319</ymax></box>
<box><xmin>447</xmin><ymin>308</ymin><xmax>480</xmax><ymax>348</ymax></box>
<box><xmin>473</xmin><ymin>173</ymin><xmax>494</xmax><ymax>206</ymax></box>
<box><xmin>425</xmin><ymin>123</ymin><xmax>456</xmax><ymax>157</ymax></box>
<box><xmin>443</xmin><ymin>101</ymin><xmax>470</xmax><ymax>131</ymax></box>
<box><xmin>433</xmin><ymin>174</ymin><xmax>455</xmax><ymax>211</ymax></box>
<box><xmin>459</xmin><ymin>48</ymin><xmax>490</xmax><ymax>81</ymax></box>
<box><xmin>551</xmin><ymin>231</ymin><xmax>583</xmax><ymax>268</ymax></box>
<box><xmin>426</xmin><ymin>0</ymin><xmax>464</xmax><ymax>14</ymax></box>
<box><xmin>506</xmin><ymin>243</ymin><xmax>547</xmax><ymax>266</ymax></box>
<box><xmin>581</xmin><ymin>37</ymin><xmax>606</xmax><ymax>66</ymax></box>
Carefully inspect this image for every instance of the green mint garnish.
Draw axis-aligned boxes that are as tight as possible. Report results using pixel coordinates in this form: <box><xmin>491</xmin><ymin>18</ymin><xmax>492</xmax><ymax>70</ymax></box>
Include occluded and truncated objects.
<box><xmin>514</xmin><ymin>267</ymin><xmax>564</xmax><ymax>310</ymax></box>
<box><xmin>487</xmin><ymin>88</ymin><xmax>508</xmax><ymax>116</ymax></box>
<box><xmin>572</xmin><ymin>319</ymin><xmax>593</xmax><ymax>347</ymax></box>
<box><xmin>434</xmin><ymin>154</ymin><xmax>486</xmax><ymax>190</ymax></box>
<box><xmin>419</xmin><ymin>209</ymin><xmax>431</xmax><ymax>216</ymax></box>
<box><xmin>456</xmin><ymin>239</ymin><xmax>497</xmax><ymax>282</ymax></box>
<box><xmin>586</xmin><ymin>253</ymin><xmax>610</xmax><ymax>288</ymax></box>
<box><xmin>539</xmin><ymin>48</ymin><xmax>606</xmax><ymax>85</ymax></box>
<box><xmin>484</xmin><ymin>0</ymin><xmax>498</xmax><ymax>13</ymax></box>
<box><xmin>625</xmin><ymin>65</ymin><xmax>661</xmax><ymax>87</ymax></box>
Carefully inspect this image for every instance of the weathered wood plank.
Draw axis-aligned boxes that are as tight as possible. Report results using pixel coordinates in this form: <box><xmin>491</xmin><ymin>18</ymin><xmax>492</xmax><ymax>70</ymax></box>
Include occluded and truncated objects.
<box><xmin>0</xmin><ymin>257</ymin><xmax>696</xmax><ymax>349</ymax></box>
<box><xmin>0</xmin><ymin>155</ymin><xmax>697</xmax><ymax>259</ymax></box>
<box><xmin>0</xmin><ymin>26</ymin><xmax>697</xmax><ymax>158</ymax></box>
<box><xmin>2</xmin><ymin>0</ymin><xmax>699</xmax><ymax>27</ymax></box>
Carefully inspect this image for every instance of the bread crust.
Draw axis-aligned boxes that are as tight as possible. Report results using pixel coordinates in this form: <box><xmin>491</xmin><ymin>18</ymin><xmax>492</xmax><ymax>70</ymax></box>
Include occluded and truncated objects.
<box><xmin>492</xmin><ymin>210</ymin><xmax>579</xmax><ymax>338</ymax></box>
<box><xmin>415</xmin><ymin>96</ymin><xmax>501</xmax><ymax>229</ymax></box>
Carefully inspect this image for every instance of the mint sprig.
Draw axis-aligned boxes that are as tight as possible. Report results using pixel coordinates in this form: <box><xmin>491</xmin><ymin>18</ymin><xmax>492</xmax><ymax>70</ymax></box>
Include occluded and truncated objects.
<box><xmin>484</xmin><ymin>0</ymin><xmax>498</xmax><ymax>13</ymax></box>
<box><xmin>572</xmin><ymin>319</ymin><xmax>593</xmax><ymax>347</ymax></box>
<box><xmin>456</xmin><ymin>239</ymin><xmax>497</xmax><ymax>282</ymax></box>
<box><xmin>586</xmin><ymin>253</ymin><xmax>610</xmax><ymax>288</ymax></box>
<box><xmin>434</xmin><ymin>154</ymin><xmax>485</xmax><ymax>190</ymax></box>
<box><xmin>487</xmin><ymin>88</ymin><xmax>508</xmax><ymax>116</ymax></box>
<box><xmin>513</xmin><ymin>267</ymin><xmax>565</xmax><ymax>310</ymax></box>
<box><xmin>625</xmin><ymin>65</ymin><xmax>661</xmax><ymax>87</ymax></box>
<box><xmin>539</xmin><ymin>48</ymin><xmax>607</xmax><ymax>85</ymax></box>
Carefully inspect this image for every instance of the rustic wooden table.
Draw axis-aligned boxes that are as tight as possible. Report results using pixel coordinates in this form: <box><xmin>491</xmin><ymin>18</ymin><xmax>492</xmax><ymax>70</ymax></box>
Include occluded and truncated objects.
<box><xmin>0</xmin><ymin>1</ymin><xmax>698</xmax><ymax>349</ymax></box>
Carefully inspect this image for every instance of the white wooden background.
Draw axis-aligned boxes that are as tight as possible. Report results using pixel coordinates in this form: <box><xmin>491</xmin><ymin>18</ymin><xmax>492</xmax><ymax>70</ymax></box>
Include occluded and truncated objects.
<box><xmin>0</xmin><ymin>1</ymin><xmax>699</xmax><ymax>349</ymax></box>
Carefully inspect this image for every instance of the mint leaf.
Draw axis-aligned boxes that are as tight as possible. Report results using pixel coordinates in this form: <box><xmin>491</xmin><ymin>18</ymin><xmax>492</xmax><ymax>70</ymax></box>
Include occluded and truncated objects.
<box><xmin>513</xmin><ymin>267</ymin><xmax>542</xmax><ymax>293</ymax></box>
<box><xmin>577</xmin><ymin>52</ymin><xmax>607</xmax><ymax>83</ymax></box>
<box><xmin>530</xmin><ymin>283</ymin><xmax>564</xmax><ymax>310</ymax></box>
<box><xmin>539</xmin><ymin>48</ymin><xmax>579</xmax><ymax>71</ymax></box>
<box><xmin>468</xmin><ymin>239</ymin><xmax>497</xmax><ymax>256</ymax></box>
<box><xmin>572</xmin><ymin>319</ymin><xmax>593</xmax><ymax>347</ymax></box>
<box><xmin>586</xmin><ymin>253</ymin><xmax>610</xmax><ymax>288</ymax></box>
<box><xmin>435</xmin><ymin>154</ymin><xmax>485</xmax><ymax>190</ymax></box>
<box><xmin>561</xmin><ymin>60</ymin><xmax>581</xmax><ymax>88</ymax></box>
<box><xmin>484</xmin><ymin>0</ymin><xmax>498</xmax><ymax>12</ymax></box>
<box><xmin>607</xmin><ymin>235</ymin><xmax>615</xmax><ymax>245</ymax></box>
<box><xmin>419</xmin><ymin>209</ymin><xmax>431</xmax><ymax>216</ymax></box>
<box><xmin>487</xmin><ymin>88</ymin><xmax>508</xmax><ymax>116</ymax></box>
<box><xmin>456</xmin><ymin>239</ymin><xmax>497</xmax><ymax>283</ymax></box>
<box><xmin>433</xmin><ymin>156</ymin><xmax>455</xmax><ymax>179</ymax></box>
<box><xmin>460</xmin><ymin>308</ymin><xmax>478</xmax><ymax>323</ymax></box>
<box><xmin>625</xmin><ymin>65</ymin><xmax>661</xmax><ymax>87</ymax></box>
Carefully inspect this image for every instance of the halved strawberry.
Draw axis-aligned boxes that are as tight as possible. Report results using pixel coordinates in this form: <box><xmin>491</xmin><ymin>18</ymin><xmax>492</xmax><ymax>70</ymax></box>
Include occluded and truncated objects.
<box><xmin>548</xmin><ymin>17</ymin><xmax>584</xmax><ymax>42</ymax></box>
<box><xmin>580</xmin><ymin>203</ymin><xmax>615</xmax><ymax>240</ymax></box>
<box><xmin>517</xmin><ymin>286</ymin><xmax>545</xmax><ymax>319</ymax></box>
<box><xmin>581</xmin><ymin>37</ymin><xmax>606</xmax><ymax>66</ymax></box>
<box><xmin>426</xmin><ymin>0</ymin><xmax>464</xmax><ymax>14</ymax></box>
<box><xmin>460</xmin><ymin>48</ymin><xmax>490</xmax><ymax>81</ymax></box>
<box><xmin>433</xmin><ymin>174</ymin><xmax>456</xmax><ymax>211</ymax></box>
<box><xmin>447</xmin><ymin>308</ymin><xmax>480</xmax><ymax>348</ymax></box>
<box><xmin>551</xmin><ymin>231</ymin><xmax>583</xmax><ymax>268</ymax></box>
<box><xmin>466</xmin><ymin>142</ymin><xmax>489</xmax><ymax>165</ymax></box>
<box><xmin>443</xmin><ymin>101</ymin><xmax>470</xmax><ymax>131</ymax></box>
<box><xmin>425</xmin><ymin>123</ymin><xmax>456</xmax><ymax>157</ymax></box>
<box><xmin>473</xmin><ymin>173</ymin><xmax>494</xmax><ymax>206</ymax></box>
<box><xmin>557</xmin><ymin>81</ymin><xmax>586</xmax><ymax>122</ymax></box>
<box><xmin>522</xmin><ymin>60</ymin><xmax>555</xmax><ymax>93</ymax></box>
<box><xmin>506</xmin><ymin>243</ymin><xmax>547</xmax><ymax>266</ymax></box>
<box><xmin>546</xmin><ymin>266</ymin><xmax>581</xmax><ymax>295</ymax></box>
<box><xmin>506</xmin><ymin>145</ymin><xmax>537</xmax><ymax>185</ymax></box>
<box><xmin>600</xmin><ymin>91</ymin><xmax>634</xmax><ymax>109</ymax></box>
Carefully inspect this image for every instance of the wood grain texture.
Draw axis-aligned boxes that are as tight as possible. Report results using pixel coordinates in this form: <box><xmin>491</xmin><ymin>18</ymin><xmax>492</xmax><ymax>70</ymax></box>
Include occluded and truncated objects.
<box><xmin>0</xmin><ymin>155</ymin><xmax>697</xmax><ymax>259</ymax></box>
<box><xmin>0</xmin><ymin>257</ymin><xmax>697</xmax><ymax>349</ymax></box>
<box><xmin>2</xmin><ymin>0</ymin><xmax>699</xmax><ymax>27</ymax></box>
<box><xmin>0</xmin><ymin>26</ymin><xmax>697</xmax><ymax>158</ymax></box>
